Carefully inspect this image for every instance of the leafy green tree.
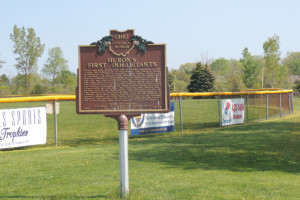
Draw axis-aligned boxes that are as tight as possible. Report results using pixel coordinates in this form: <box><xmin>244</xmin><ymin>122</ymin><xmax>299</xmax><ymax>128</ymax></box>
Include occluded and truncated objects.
<box><xmin>210</xmin><ymin>58</ymin><xmax>230</xmax><ymax>91</ymax></box>
<box><xmin>169</xmin><ymin>69</ymin><xmax>190</xmax><ymax>91</ymax></box>
<box><xmin>179</xmin><ymin>63</ymin><xmax>196</xmax><ymax>75</ymax></box>
<box><xmin>31</xmin><ymin>73</ymin><xmax>50</xmax><ymax>91</ymax></box>
<box><xmin>210</xmin><ymin>58</ymin><xmax>229</xmax><ymax>76</ymax></box>
<box><xmin>55</xmin><ymin>70</ymin><xmax>76</xmax><ymax>86</ymax></box>
<box><xmin>0</xmin><ymin>56</ymin><xmax>5</xmax><ymax>68</ymax></box>
<box><xmin>210</xmin><ymin>58</ymin><xmax>248</xmax><ymax>91</ymax></box>
<box><xmin>53</xmin><ymin>69</ymin><xmax>77</xmax><ymax>93</ymax></box>
<box><xmin>10</xmin><ymin>25</ymin><xmax>45</xmax><ymax>89</ymax></box>
<box><xmin>43</xmin><ymin>47</ymin><xmax>68</xmax><ymax>87</ymax></box>
<box><xmin>282</xmin><ymin>52</ymin><xmax>300</xmax><ymax>76</ymax></box>
<box><xmin>11</xmin><ymin>73</ymin><xmax>26</xmax><ymax>94</ymax></box>
<box><xmin>187</xmin><ymin>62</ymin><xmax>215</xmax><ymax>92</ymax></box>
<box><xmin>0</xmin><ymin>74</ymin><xmax>10</xmax><ymax>84</ymax></box>
<box><xmin>263</xmin><ymin>34</ymin><xmax>286</xmax><ymax>88</ymax></box>
<box><xmin>168</xmin><ymin>70</ymin><xmax>174</xmax><ymax>91</ymax></box>
<box><xmin>175</xmin><ymin>80</ymin><xmax>189</xmax><ymax>92</ymax></box>
<box><xmin>240</xmin><ymin>48</ymin><xmax>262</xmax><ymax>88</ymax></box>
<box><xmin>174</xmin><ymin>70</ymin><xmax>190</xmax><ymax>83</ymax></box>
<box><xmin>31</xmin><ymin>84</ymin><xmax>48</xmax><ymax>94</ymax></box>
<box><xmin>0</xmin><ymin>74</ymin><xmax>10</xmax><ymax>95</ymax></box>
<box><xmin>253</xmin><ymin>55</ymin><xmax>265</xmax><ymax>88</ymax></box>
<box><xmin>294</xmin><ymin>80</ymin><xmax>300</xmax><ymax>92</ymax></box>
<box><xmin>213</xmin><ymin>75</ymin><xmax>229</xmax><ymax>92</ymax></box>
<box><xmin>226</xmin><ymin>59</ymin><xmax>245</xmax><ymax>91</ymax></box>
<box><xmin>11</xmin><ymin>73</ymin><xmax>50</xmax><ymax>95</ymax></box>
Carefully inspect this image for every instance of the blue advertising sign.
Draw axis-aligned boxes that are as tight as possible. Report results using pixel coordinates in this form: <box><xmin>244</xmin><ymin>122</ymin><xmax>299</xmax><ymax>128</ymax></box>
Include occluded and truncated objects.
<box><xmin>131</xmin><ymin>102</ymin><xmax>174</xmax><ymax>136</ymax></box>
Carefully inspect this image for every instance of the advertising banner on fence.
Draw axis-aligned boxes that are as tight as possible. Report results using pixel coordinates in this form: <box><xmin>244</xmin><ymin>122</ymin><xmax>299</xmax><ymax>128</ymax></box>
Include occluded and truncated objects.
<box><xmin>131</xmin><ymin>102</ymin><xmax>174</xmax><ymax>136</ymax></box>
<box><xmin>222</xmin><ymin>99</ymin><xmax>244</xmax><ymax>126</ymax></box>
<box><xmin>0</xmin><ymin>107</ymin><xmax>47</xmax><ymax>149</ymax></box>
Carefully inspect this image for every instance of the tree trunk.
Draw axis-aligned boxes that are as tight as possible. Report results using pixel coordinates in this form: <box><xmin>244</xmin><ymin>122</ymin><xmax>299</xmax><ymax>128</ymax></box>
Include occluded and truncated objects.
<box><xmin>24</xmin><ymin>68</ymin><xmax>27</xmax><ymax>89</ymax></box>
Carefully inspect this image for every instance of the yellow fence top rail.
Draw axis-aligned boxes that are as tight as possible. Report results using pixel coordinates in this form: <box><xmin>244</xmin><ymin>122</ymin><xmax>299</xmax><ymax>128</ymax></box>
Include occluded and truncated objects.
<box><xmin>241</xmin><ymin>88</ymin><xmax>283</xmax><ymax>91</ymax></box>
<box><xmin>0</xmin><ymin>95</ymin><xmax>76</xmax><ymax>103</ymax></box>
<box><xmin>170</xmin><ymin>89</ymin><xmax>293</xmax><ymax>97</ymax></box>
<box><xmin>0</xmin><ymin>90</ymin><xmax>293</xmax><ymax>103</ymax></box>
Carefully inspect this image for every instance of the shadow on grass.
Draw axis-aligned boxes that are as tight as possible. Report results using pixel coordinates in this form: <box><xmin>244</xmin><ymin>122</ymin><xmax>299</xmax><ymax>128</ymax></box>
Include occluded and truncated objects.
<box><xmin>129</xmin><ymin>121</ymin><xmax>300</xmax><ymax>173</ymax></box>
<box><xmin>179</xmin><ymin>121</ymin><xmax>220</xmax><ymax>131</ymax></box>
<box><xmin>59</xmin><ymin>137</ymin><xmax>119</xmax><ymax>147</ymax></box>
<box><xmin>0</xmin><ymin>195</ymin><xmax>107</xmax><ymax>199</ymax></box>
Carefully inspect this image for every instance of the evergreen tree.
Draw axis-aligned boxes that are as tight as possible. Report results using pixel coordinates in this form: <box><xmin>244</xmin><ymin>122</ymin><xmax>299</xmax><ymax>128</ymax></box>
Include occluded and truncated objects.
<box><xmin>187</xmin><ymin>62</ymin><xmax>215</xmax><ymax>92</ymax></box>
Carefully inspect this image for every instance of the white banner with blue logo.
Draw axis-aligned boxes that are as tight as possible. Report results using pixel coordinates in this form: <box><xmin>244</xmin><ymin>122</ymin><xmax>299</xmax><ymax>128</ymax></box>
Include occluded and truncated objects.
<box><xmin>131</xmin><ymin>102</ymin><xmax>174</xmax><ymax>136</ymax></box>
<box><xmin>222</xmin><ymin>99</ymin><xmax>244</xmax><ymax>126</ymax></box>
<box><xmin>0</xmin><ymin>107</ymin><xmax>47</xmax><ymax>149</ymax></box>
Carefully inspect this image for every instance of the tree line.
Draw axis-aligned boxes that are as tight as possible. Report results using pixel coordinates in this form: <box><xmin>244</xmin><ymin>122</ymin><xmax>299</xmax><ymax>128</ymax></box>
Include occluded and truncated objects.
<box><xmin>0</xmin><ymin>25</ymin><xmax>76</xmax><ymax>95</ymax></box>
<box><xmin>169</xmin><ymin>34</ymin><xmax>300</xmax><ymax>93</ymax></box>
<box><xmin>1</xmin><ymin>26</ymin><xmax>300</xmax><ymax>95</ymax></box>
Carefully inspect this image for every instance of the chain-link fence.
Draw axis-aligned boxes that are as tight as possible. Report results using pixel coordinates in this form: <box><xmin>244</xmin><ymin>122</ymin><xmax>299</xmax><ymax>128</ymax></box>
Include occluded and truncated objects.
<box><xmin>0</xmin><ymin>91</ymin><xmax>294</xmax><ymax>147</ymax></box>
<box><xmin>173</xmin><ymin>92</ymin><xmax>293</xmax><ymax>134</ymax></box>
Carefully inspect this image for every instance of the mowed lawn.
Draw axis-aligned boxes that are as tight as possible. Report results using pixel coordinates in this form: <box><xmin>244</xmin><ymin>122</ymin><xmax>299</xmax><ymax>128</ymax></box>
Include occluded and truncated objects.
<box><xmin>0</xmin><ymin>98</ymin><xmax>299</xmax><ymax>199</ymax></box>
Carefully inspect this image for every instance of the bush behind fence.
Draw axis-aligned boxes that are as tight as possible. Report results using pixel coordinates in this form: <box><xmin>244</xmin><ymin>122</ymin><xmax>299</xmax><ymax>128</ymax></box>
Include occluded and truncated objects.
<box><xmin>0</xmin><ymin>91</ymin><xmax>294</xmax><ymax>147</ymax></box>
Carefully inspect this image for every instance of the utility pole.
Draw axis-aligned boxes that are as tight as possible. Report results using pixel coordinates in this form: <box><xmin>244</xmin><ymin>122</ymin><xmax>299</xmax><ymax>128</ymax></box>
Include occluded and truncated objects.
<box><xmin>174</xmin><ymin>74</ymin><xmax>176</xmax><ymax>91</ymax></box>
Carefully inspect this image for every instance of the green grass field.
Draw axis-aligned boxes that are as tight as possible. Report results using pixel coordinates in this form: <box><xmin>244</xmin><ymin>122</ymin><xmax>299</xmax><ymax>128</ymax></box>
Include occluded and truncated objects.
<box><xmin>0</xmin><ymin>98</ymin><xmax>299</xmax><ymax>199</ymax></box>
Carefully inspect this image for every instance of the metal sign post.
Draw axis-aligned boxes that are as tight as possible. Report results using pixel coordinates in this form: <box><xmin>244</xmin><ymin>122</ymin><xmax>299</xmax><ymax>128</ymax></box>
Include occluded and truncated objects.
<box><xmin>118</xmin><ymin>115</ymin><xmax>129</xmax><ymax>197</ymax></box>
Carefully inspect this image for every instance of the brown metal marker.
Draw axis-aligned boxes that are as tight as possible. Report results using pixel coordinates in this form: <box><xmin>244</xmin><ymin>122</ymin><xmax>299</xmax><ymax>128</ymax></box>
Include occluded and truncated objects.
<box><xmin>76</xmin><ymin>29</ymin><xmax>170</xmax><ymax>198</ymax></box>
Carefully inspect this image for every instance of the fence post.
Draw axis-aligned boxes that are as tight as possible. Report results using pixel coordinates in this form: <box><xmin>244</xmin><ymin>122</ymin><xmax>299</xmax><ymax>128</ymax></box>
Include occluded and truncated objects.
<box><xmin>279</xmin><ymin>93</ymin><xmax>282</xmax><ymax>118</ymax></box>
<box><xmin>266</xmin><ymin>94</ymin><xmax>268</xmax><ymax>120</ymax></box>
<box><xmin>246</xmin><ymin>95</ymin><xmax>249</xmax><ymax>123</ymax></box>
<box><xmin>292</xmin><ymin>92</ymin><xmax>294</xmax><ymax>113</ymax></box>
<box><xmin>288</xmin><ymin>93</ymin><xmax>291</xmax><ymax>115</ymax></box>
<box><xmin>179</xmin><ymin>97</ymin><xmax>183</xmax><ymax>134</ymax></box>
<box><xmin>218</xmin><ymin>96</ymin><xmax>221</xmax><ymax>127</ymax></box>
<box><xmin>54</xmin><ymin>100</ymin><xmax>58</xmax><ymax>146</ymax></box>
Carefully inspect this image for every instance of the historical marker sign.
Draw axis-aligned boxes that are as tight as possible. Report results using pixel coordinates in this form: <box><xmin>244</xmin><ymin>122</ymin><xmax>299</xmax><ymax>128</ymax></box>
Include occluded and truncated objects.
<box><xmin>76</xmin><ymin>29</ymin><xmax>169</xmax><ymax>115</ymax></box>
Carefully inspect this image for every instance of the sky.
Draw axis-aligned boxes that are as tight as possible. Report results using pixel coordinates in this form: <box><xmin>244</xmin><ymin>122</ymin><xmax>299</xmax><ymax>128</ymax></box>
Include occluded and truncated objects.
<box><xmin>0</xmin><ymin>0</ymin><xmax>300</xmax><ymax>78</ymax></box>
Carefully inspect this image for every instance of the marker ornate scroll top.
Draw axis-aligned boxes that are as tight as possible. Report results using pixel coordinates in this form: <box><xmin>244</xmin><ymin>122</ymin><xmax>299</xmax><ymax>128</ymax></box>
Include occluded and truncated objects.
<box><xmin>91</xmin><ymin>35</ymin><xmax>154</xmax><ymax>55</ymax></box>
<box><xmin>90</xmin><ymin>36</ymin><xmax>113</xmax><ymax>54</ymax></box>
<box><xmin>131</xmin><ymin>35</ymin><xmax>154</xmax><ymax>53</ymax></box>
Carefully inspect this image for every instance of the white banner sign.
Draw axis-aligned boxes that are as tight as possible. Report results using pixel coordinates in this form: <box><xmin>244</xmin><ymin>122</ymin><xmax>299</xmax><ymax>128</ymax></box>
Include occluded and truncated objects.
<box><xmin>0</xmin><ymin>107</ymin><xmax>47</xmax><ymax>149</ymax></box>
<box><xmin>131</xmin><ymin>102</ymin><xmax>175</xmax><ymax>136</ymax></box>
<box><xmin>222</xmin><ymin>99</ymin><xmax>245</xmax><ymax>126</ymax></box>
